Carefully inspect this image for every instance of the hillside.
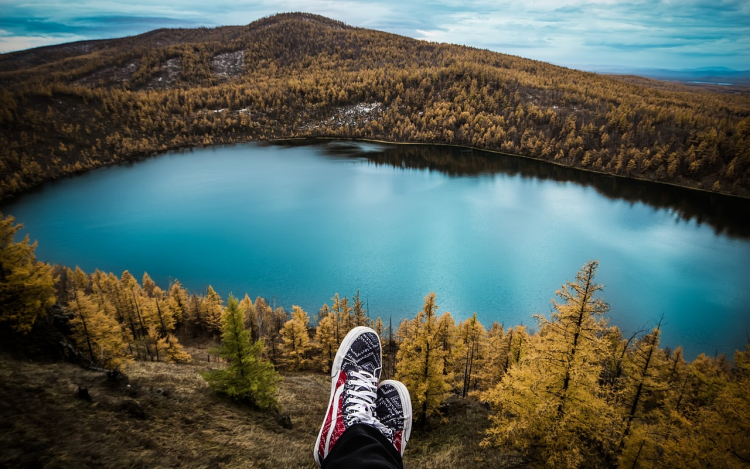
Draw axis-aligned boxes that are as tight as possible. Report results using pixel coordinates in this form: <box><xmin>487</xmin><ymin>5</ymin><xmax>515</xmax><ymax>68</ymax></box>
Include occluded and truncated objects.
<box><xmin>0</xmin><ymin>346</ymin><xmax>517</xmax><ymax>469</ymax></box>
<box><xmin>0</xmin><ymin>12</ymin><xmax>749</xmax><ymax>199</ymax></box>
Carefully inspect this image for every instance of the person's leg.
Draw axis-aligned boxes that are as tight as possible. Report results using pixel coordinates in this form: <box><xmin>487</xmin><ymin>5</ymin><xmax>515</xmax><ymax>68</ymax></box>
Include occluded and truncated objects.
<box><xmin>375</xmin><ymin>380</ymin><xmax>412</xmax><ymax>457</ymax></box>
<box><xmin>314</xmin><ymin>326</ymin><xmax>385</xmax><ymax>465</ymax></box>
<box><xmin>321</xmin><ymin>423</ymin><xmax>403</xmax><ymax>469</ymax></box>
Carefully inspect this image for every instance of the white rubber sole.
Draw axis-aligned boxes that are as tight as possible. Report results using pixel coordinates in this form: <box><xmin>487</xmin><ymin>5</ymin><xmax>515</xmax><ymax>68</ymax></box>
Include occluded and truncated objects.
<box><xmin>313</xmin><ymin>326</ymin><xmax>382</xmax><ymax>466</ymax></box>
<box><xmin>379</xmin><ymin>379</ymin><xmax>412</xmax><ymax>455</ymax></box>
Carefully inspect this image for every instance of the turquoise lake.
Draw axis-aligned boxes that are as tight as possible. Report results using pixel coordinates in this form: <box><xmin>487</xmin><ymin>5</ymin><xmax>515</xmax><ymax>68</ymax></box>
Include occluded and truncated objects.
<box><xmin>2</xmin><ymin>141</ymin><xmax>749</xmax><ymax>359</ymax></box>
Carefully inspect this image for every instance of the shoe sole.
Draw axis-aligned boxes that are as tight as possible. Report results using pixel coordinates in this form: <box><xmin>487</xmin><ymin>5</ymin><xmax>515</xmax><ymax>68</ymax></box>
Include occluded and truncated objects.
<box><xmin>313</xmin><ymin>326</ymin><xmax>382</xmax><ymax>466</ymax></box>
<box><xmin>379</xmin><ymin>379</ymin><xmax>412</xmax><ymax>455</ymax></box>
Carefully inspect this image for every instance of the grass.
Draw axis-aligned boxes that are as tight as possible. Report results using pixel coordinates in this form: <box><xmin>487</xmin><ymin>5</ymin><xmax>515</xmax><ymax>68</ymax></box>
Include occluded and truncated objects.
<box><xmin>0</xmin><ymin>342</ymin><xmax>524</xmax><ymax>468</ymax></box>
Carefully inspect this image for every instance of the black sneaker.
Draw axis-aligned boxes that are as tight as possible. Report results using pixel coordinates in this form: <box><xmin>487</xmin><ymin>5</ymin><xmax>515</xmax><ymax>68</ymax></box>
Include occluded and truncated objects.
<box><xmin>314</xmin><ymin>326</ymin><xmax>383</xmax><ymax>466</ymax></box>
<box><xmin>375</xmin><ymin>380</ymin><xmax>412</xmax><ymax>456</ymax></box>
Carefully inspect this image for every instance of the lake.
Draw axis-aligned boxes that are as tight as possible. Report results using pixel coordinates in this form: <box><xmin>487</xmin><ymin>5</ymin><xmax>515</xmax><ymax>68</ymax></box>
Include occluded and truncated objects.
<box><xmin>2</xmin><ymin>141</ymin><xmax>749</xmax><ymax>359</ymax></box>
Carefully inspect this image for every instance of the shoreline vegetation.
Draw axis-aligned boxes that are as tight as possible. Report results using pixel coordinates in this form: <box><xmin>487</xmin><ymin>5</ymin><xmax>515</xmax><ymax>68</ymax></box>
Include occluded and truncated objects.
<box><xmin>1</xmin><ymin>213</ymin><xmax>749</xmax><ymax>468</ymax></box>
<box><xmin>1</xmin><ymin>13</ymin><xmax>749</xmax><ymax>203</ymax></box>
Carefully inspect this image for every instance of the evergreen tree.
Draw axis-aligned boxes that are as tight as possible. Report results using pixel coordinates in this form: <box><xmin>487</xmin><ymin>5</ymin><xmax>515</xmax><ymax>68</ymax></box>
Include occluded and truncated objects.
<box><xmin>0</xmin><ymin>214</ymin><xmax>55</xmax><ymax>333</ymax></box>
<box><xmin>395</xmin><ymin>292</ymin><xmax>450</xmax><ymax>426</ymax></box>
<box><xmin>201</xmin><ymin>295</ymin><xmax>280</xmax><ymax>409</ymax></box>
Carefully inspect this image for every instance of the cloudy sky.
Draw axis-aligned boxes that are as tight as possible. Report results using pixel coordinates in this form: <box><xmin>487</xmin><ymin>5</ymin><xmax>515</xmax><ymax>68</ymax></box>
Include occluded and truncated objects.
<box><xmin>1</xmin><ymin>0</ymin><xmax>748</xmax><ymax>71</ymax></box>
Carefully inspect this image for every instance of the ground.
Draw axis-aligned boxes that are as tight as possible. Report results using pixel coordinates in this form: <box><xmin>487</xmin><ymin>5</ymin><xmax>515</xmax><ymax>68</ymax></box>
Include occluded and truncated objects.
<box><xmin>0</xmin><ymin>341</ymin><xmax>524</xmax><ymax>469</ymax></box>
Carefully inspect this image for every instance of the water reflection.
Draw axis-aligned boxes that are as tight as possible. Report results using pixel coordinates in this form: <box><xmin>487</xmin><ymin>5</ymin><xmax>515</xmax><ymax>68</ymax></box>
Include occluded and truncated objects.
<box><xmin>274</xmin><ymin>139</ymin><xmax>750</xmax><ymax>239</ymax></box>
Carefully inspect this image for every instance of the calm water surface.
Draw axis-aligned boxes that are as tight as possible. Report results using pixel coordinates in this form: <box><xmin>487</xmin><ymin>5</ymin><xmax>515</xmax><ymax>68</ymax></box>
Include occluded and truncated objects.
<box><xmin>3</xmin><ymin>141</ymin><xmax>749</xmax><ymax>358</ymax></box>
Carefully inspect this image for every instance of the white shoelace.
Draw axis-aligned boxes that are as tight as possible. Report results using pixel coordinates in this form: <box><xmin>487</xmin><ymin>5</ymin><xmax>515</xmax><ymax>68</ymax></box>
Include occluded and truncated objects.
<box><xmin>344</xmin><ymin>369</ymin><xmax>392</xmax><ymax>437</ymax></box>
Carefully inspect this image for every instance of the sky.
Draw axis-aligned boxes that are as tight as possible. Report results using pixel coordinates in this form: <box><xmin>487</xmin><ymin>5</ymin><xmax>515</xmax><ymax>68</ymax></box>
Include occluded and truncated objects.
<box><xmin>0</xmin><ymin>0</ymin><xmax>748</xmax><ymax>71</ymax></box>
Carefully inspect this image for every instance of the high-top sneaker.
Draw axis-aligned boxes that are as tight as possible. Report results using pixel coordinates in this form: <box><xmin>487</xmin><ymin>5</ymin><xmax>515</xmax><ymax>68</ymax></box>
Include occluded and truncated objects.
<box><xmin>375</xmin><ymin>380</ymin><xmax>412</xmax><ymax>457</ymax></box>
<box><xmin>314</xmin><ymin>326</ymin><xmax>384</xmax><ymax>466</ymax></box>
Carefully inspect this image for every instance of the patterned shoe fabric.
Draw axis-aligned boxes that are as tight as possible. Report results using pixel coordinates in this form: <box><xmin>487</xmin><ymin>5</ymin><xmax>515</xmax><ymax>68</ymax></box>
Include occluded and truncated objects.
<box><xmin>375</xmin><ymin>380</ymin><xmax>412</xmax><ymax>456</ymax></box>
<box><xmin>314</xmin><ymin>326</ymin><xmax>383</xmax><ymax>466</ymax></box>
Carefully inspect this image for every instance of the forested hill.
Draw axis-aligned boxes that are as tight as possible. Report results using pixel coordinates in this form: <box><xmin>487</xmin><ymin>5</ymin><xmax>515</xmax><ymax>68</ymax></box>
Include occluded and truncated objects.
<box><xmin>1</xmin><ymin>12</ymin><xmax>749</xmax><ymax>199</ymax></box>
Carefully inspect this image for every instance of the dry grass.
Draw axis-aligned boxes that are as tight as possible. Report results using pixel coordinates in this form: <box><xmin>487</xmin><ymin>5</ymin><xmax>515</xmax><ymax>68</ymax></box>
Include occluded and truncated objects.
<box><xmin>0</xmin><ymin>345</ymin><xmax>524</xmax><ymax>468</ymax></box>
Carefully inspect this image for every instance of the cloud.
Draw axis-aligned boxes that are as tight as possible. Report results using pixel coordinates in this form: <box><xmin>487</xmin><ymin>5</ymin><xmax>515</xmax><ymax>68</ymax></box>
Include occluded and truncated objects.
<box><xmin>0</xmin><ymin>0</ymin><xmax>746</xmax><ymax>69</ymax></box>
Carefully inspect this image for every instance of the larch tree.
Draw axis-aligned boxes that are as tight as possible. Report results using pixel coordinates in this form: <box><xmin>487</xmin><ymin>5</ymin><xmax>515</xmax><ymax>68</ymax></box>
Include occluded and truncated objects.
<box><xmin>167</xmin><ymin>281</ymin><xmax>189</xmax><ymax>329</ymax></box>
<box><xmin>67</xmin><ymin>267</ymin><xmax>130</xmax><ymax>368</ymax></box>
<box><xmin>475</xmin><ymin>322</ymin><xmax>507</xmax><ymax>392</ymax></box>
<box><xmin>203</xmin><ymin>285</ymin><xmax>224</xmax><ymax>335</ymax></box>
<box><xmin>395</xmin><ymin>292</ymin><xmax>450</xmax><ymax>426</ymax></box>
<box><xmin>373</xmin><ymin>316</ymin><xmax>384</xmax><ymax>337</ymax></box>
<box><xmin>201</xmin><ymin>295</ymin><xmax>280</xmax><ymax>409</ymax></box>
<box><xmin>352</xmin><ymin>290</ymin><xmax>369</xmax><ymax>327</ymax></box>
<box><xmin>280</xmin><ymin>305</ymin><xmax>311</xmax><ymax>370</ymax></box>
<box><xmin>482</xmin><ymin>261</ymin><xmax>618</xmax><ymax>468</ymax></box>
<box><xmin>616</xmin><ymin>325</ymin><xmax>668</xmax><ymax>465</ymax></box>
<box><xmin>0</xmin><ymin>214</ymin><xmax>55</xmax><ymax>333</ymax></box>
<box><xmin>238</xmin><ymin>294</ymin><xmax>257</xmax><ymax>340</ymax></box>
<box><xmin>314</xmin><ymin>309</ymin><xmax>337</xmax><ymax>373</ymax></box>
<box><xmin>659</xmin><ymin>345</ymin><xmax>750</xmax><ymax>469</ymax></box>
<box><xmin>458</xmin><ymin>313</ymin><xmax>486</xmax><ymax>398</ymax></box>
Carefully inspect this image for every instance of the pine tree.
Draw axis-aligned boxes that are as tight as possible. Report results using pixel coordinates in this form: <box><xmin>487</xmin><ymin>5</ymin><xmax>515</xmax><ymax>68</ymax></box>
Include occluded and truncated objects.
<box><xmin>201</xmin><ymin>295</ymin><xmax>280</xmax><ymax>409</ymax></box>
<box><xmin>280</xmin><ymin>305</ymin><xmax>311</xmax><ymax>370</ymax></box>
<box><xmin>395</xmin><ymin>292</ymin><xmax>450</xmax><ymax>426</ymax></box>
<box><xmin>0</xmin><ymin>214</ymin><xmax>55</xmax><ymax>333</ymax></box>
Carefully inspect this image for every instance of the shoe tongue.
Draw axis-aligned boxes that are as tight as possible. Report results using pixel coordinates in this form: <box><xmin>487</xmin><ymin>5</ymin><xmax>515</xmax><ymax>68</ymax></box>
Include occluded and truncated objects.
<box><xmin>342</xmin><ymin>360</ymin><xmax>380</xmax><ymax>378</ymax></box>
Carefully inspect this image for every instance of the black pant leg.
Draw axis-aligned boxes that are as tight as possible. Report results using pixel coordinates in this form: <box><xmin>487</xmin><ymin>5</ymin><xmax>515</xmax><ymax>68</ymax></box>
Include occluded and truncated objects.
<box><xmin>322</xmin><ymin>423</ymin><xmax>403</xmax><ymax>469</ymax></box>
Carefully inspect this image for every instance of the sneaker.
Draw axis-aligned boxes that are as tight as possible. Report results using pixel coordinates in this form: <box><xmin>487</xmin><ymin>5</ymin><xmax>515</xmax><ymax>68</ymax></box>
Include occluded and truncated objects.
<box><xmin>314</xmin><ymin>326</ymin><xmax>383</xmax><ymax>466</ymax></box>
<box><xmin>376</xmin><ymin>380</ymin><xmax>412</xmax><ymax>456</ymax></box>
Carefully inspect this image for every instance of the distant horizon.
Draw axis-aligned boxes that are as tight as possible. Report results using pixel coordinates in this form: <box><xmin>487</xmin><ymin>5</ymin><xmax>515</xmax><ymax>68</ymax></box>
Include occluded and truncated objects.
<box><xmin>1</xmin><ymin>1</ymin><xmax>747</xmax><ymax>71</ymax></box>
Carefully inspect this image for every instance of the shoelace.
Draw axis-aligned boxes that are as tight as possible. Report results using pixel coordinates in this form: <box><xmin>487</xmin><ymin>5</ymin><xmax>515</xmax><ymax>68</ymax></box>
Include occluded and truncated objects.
<box><xmin>343</xmin><ymin>369</ymin><xmax>392</xmax><ymax>437</ymax></box>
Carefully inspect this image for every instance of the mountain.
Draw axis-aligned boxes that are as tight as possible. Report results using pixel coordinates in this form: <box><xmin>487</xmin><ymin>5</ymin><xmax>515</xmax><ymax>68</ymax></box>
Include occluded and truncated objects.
<box><xmin>0</xmin><ymin>12</ymin><xmax>748</xmax><ymax>199</ymax></box>
<box><xmin>578</xmin><ymin>65</ymin><xmax>750</xmax><ymax>86</ymax></box>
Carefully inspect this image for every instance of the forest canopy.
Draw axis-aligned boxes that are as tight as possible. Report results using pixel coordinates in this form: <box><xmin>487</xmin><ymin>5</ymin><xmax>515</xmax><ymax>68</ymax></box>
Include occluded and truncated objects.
<box><xmin>0</xmin><ymin>12</ymin><xmax>749</xmax><ymax>201</ymax></box>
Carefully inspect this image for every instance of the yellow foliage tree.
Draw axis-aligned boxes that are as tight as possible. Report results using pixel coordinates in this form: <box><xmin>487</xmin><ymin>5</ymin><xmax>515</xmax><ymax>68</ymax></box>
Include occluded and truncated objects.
<box><xmin>482</xmin><ymin>261</ymin><xmax>618</xmax><ymax>468</ymax></box>
<box><xmin>395</xmin><ymin>292</ymin><xmax>450</xmax><ymax>426</ymax></box>
<box><xmin>0</xmin><ymin>214</ymin><xmax>55</xmax><ymax>333</ymax></box>
<box><xmin>280</xmin><ymin>305</ymin><xmax>311</xmax><ymax>370</ymax></box>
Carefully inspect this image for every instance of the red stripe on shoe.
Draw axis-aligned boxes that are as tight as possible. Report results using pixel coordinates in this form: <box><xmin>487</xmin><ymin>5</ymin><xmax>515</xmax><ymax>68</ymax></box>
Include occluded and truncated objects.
<box><xmin>394</xmin><ymin>430</ymin><xmax>403</xmax><ymax>454</ymax></box>
<box><xmin>322</xmin><ymin>371</ymin><xmax>348</xmax><ymax>458</ymax></box>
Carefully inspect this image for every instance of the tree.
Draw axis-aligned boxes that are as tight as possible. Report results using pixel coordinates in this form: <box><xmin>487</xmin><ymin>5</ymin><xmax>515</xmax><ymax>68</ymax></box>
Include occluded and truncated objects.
<box><xmin>616</xmin><ymin>325</ymin><xmax>667</xmax><ymax>464</ymax></box>
<box><xmin>315</xmin><ymin>306</ymin><xmax>337</xmax><ymax>372</ymax></box>
<box><xmin>280</xmin><ymin>305</ymin><xmax>311</xmax><ymax>370</ymax></box>
<box><xmin>395</xmin><ymin>292</ymin><xmax>450</xmax><ymax>426</ymax></box>
<box><xmin>475</xmin><ymin>322</ymin><xmax>507</xmax><ymax>391</ymax></box>
<box><xmin>0</xmin><ymin>214</ymin><xmax>55</xmax><ymax>333</ymax></box>
<box><xmin>67</xmin><ymin>267</ymin><xmax>130</xmax><ymax>369</ymax></box>
<box><xmin>203</xmin><ymin>285</ymin><xmax>224</xmax><ymax>335</ymax></box>
<box><xmin>352</xmin><ymin>290</ymin><xmax>369</xmax><ymax>327</ymax></box>
<box><xmin>482</xmin><ymin>261</ymin><xmax>618</xmax><ymax>468</ymax></box>
<box><xmin>201</xmin><ymin>295</ymin><xmax>280</xmax><ymax>409</ymax></box>
<box><xmin>458</xmin><ymin>313</ymin><xmax>486</xmax><ymax>397</ymax></box>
